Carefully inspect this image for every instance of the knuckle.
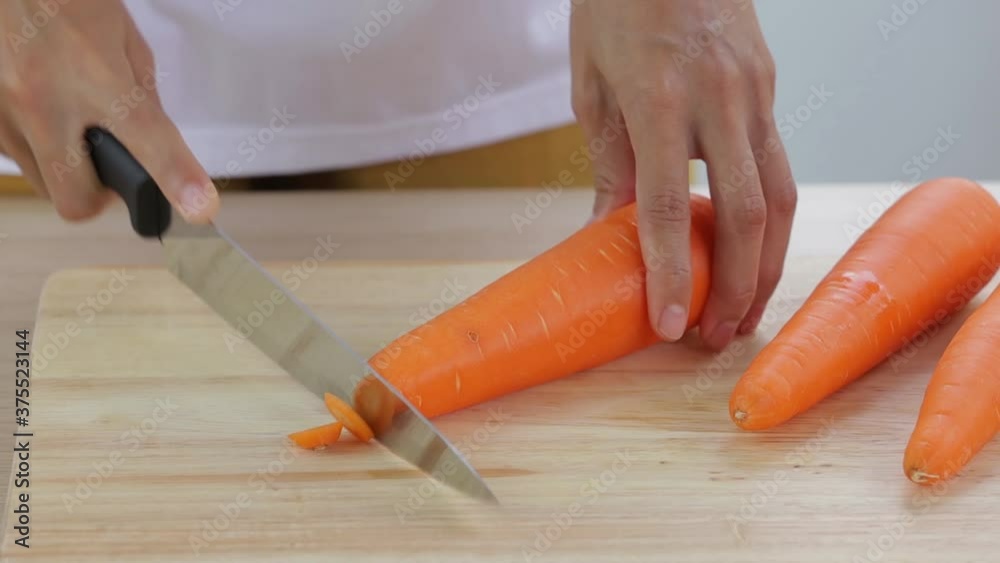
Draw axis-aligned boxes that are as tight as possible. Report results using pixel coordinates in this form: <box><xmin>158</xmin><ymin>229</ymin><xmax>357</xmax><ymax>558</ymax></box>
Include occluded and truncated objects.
<box><xmin>622</xmin><ymin>80</ymin><xmax>686</xmax><ymax>114</ymax></box>
<box><xmin>756</xmin><ymin>267</ymin><xmax>784</xmax><ymax>298</ymax></box>
<box><xmin>768</xmin><ymin>181</ymin><xmax>798</xmax><ymax>217</ymax></box>
<box><xmin>722</xmin><ymin>285</ymin><xmax>757</xmax><ymax>309</ymax></box>
<box><xmin>643</xmin><ymin>192</ymin><xmax>691</xmax><ymax>231</ymax></box>
<box><xmin>53</xmin><ymin>195</ymin><xmax>102</xmax><ymax>222</ymax></box>
<box><xmin>703</xmin><ymin>53</ymin><xmax>744</xmax><ymax>92</ymax></box>
<box><xmin>593</xmin><ymin>172</ymin><xmax>621</xmax><ymax>197</ymax></box>
<box><xmin>571</xmin><ymin>89</ymin><xmax>602</xmax><ymax>125</ymax></box>
<box><xmin>751</xmin><ymin>54</ymin><xmax>777</xmax><ymax>92</ymax></box>
<box><xmin>726</xmin><ymin>191</ymin><xmax>767</xmax><ymax>235</ymax></box>
<box><xmin>132</xmin><ymin>37</ymin><xmax>156</xmax><ymax>65</ymax></box>
<box><xmin>2</xmin><ymin>72</ymin><xmax>39</xmax><ymax>115</ymax></box>
<box><xmin>650</xmin><ymin>259</ymin><xmax>692</xmax><ymax>288</ymax></box>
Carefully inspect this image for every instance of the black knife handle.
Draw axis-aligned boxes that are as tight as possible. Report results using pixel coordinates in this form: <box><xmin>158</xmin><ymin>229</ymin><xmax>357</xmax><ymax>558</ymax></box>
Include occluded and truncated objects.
<box><xmin>85</xmin><ymin>127</ymin><xmax>171</xmax><ymax>238</ymax></box>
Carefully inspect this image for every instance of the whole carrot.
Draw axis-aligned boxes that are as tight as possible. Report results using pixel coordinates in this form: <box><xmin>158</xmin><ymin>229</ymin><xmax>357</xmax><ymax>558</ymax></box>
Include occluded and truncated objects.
<box><xmin>730</xmin><ymin>178</ymin><xmax>1000</xmax><ymax>430</ymax></box>
<box><xmin>904</xmin><ymin>284</ymin><xmax>1000</xmax><ymax>484</ymax></box>
<box><xmin>357</xmin><ymin>197</ymin><xmax>715</xmax><ymax>419</ymax></box>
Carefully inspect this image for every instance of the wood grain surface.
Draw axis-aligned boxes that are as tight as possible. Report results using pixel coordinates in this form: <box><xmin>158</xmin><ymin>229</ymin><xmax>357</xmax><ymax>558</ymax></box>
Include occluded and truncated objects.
<box><xmin>4</xmin><ymin>254</ymin><xmax>1000</xmax><ymax>562</ymax></box>
<box><xmin>2</xmin><ymin>184</ymin><xmax>999</xmax><ymax>562</ymax></box>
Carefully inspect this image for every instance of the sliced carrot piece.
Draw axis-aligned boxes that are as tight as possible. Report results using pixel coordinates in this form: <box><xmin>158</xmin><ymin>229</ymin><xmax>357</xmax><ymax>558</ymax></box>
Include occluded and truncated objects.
<box><xmin>324</xmin><ymin>392</ymin><xmax>374</xmax><ymax>442</ymax></box>
<box><xmin>287</xmin><ymin>422</ymin><xmax>343</xmax><ymax>450</ymax></box>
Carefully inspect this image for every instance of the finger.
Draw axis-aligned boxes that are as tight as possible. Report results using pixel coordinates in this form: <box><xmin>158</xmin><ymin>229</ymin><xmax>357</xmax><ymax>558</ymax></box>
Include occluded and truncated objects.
<box><xmin>699</xmin><ymin>125</ymin><xmax>767</xmax><ymax>350</ymax></box>
<box><xmin>583</xmin><ymin>108</ymin><xmax>636</xmax><ymax>221</ymax></box>
<box><xmin>739</xmin><ymin>127</ymin><xmax>797</xmax><ymax>335</ymax></box>
<box><xmin>114</xmin><ymin>103</ymin><xmax>218</xmax><ymax>223</ymax></box>
<box><xmin>17</xmin><ymin>70</ymin><xmax>127</xmax><ymax>220</ymax></box>
<box><xmin>29</xmin><ymin>120</ymin><xmax>115</xmax><ymax>222</ymax></box>
<box><xmin>118</xmin><ymin>25</ymin><xmax>218</xmax><ymax>224</ymax></box>
<box><xmin>123</xmin><ymin>17</ymin><xmax>164</xmax><ymax>107</ymax></box>
<box><xmin>570</xmin><ymin>18</ymin><xmax>636</xmax><ymax>222</ymax></box>
<box><xmin>619</xmin><ymin>89</ymin><xmax>693</xmax><ymax>342</ymax></box>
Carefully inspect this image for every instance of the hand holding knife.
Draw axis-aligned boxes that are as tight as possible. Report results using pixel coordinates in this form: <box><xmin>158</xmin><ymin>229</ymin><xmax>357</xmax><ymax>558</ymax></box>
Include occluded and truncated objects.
<box><xmin>85</xmin><ymin>127</ymin><xmax>497</xmax><ymax>503</ymax></box>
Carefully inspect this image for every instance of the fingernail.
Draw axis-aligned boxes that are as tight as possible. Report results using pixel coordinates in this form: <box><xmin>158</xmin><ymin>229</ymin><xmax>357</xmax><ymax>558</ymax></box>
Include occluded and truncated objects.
<box><xmin>738</xmin><ymin>314</ymin><xmax>761</xmax><ymax>336</ymax></box>
<box><xmin>657</xmin><ymin>305</ymin><xmax>688</xmax><ymax>341</ymax></box>
<box><xmin>180</xmin><ymin>182</ymin><xmax>217</xmax><ymax>220</ymax></box>
<box><xmin>707</xmin><ymin>321</ymin><xmax>739</xmax><ymax>350</ymax></box>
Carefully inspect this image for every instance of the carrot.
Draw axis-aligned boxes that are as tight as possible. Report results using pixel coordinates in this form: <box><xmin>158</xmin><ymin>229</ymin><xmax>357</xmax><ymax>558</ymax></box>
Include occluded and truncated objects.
<box><xmin>730</xmin><ymin>177</ymin><xmax>1000</xmax><ymax>431</ymax></box>
<box><xmin>324</xmin><ymin>393</ymin><xmax>374</xmax><ymax>442</ymax></box>
<box><xmin>288</xmin><ymin>422</ymin><xmax>343</xmax><ymax>450</ymax></box>
<box><xmin>355</xmin><ymin>196</ymin><xmax>715</xmax><ymax>420</ymax></box>
<box><xmin>904</xmin><ymin>284</ymin><xmax>1000</xmax><ymax>484</ymax></box>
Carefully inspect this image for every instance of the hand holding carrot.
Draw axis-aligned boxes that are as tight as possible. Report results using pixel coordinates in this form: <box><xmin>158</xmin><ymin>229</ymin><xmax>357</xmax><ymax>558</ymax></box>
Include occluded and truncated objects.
<box><xmin>570</xmin><ymin>0</ymin><xmax>797</xmax><ymax>350</ymax></box>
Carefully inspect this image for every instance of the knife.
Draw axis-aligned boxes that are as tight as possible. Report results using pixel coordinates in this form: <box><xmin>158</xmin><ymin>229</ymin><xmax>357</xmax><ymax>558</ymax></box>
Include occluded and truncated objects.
<box><xmin>84</xmin><ymin>127</ymin><xmax>496</xmax><ymax>503</ymax></box>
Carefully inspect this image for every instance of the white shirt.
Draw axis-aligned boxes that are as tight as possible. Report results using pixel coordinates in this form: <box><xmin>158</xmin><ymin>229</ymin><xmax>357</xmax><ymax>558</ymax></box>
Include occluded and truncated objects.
<box><xmin>0</xmin><ymin>0</ymin><xmax>573</xmax><ymax>177</ymax></box>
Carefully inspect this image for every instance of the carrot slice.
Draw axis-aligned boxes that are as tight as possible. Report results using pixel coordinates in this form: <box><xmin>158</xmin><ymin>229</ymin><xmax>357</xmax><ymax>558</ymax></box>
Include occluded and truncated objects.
<box><xmin>729</xmin><ymin>178</ymin><xmax>1000</xmax><ymax>430</ymax></box>
<box><xmin>904</xmin><ymin>284</ymin><xmax>1000</xmax><ymax>484</ymax></box>
<box><xmin>287</xmin><ymin>422</ymin><xmax>343</xmax><ymax>450</ymax></box>
<box><xmin>359</xmin><ymin>197</ymin><xmax>715</xmax><ymax>418</ymax></box>
<box><xmin>324</xmin><ymin>392</ymin><xmax>374</xmax><ymax>442</ymax></box>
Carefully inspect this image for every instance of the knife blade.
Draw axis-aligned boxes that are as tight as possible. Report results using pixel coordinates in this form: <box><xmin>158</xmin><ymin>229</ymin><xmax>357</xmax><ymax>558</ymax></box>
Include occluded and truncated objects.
<box><xmin>84</xmin><ymin>127</ymin><xmax>496</xmax><ymax>503</ymax></box>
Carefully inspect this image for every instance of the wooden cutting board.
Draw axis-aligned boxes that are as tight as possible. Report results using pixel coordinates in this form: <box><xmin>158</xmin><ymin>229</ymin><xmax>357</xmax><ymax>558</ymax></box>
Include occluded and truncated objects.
<box><xmin>4</xmin><ymin>259</ymin><xmax>999</xmax><ymax>562</ymax></box>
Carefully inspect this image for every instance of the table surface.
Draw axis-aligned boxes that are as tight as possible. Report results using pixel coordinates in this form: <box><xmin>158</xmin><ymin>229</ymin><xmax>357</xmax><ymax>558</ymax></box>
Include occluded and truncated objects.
<box><xmin>1</xmin><ymin>181</ymin><xmax>995</xmax><ymax>520</ymax></box>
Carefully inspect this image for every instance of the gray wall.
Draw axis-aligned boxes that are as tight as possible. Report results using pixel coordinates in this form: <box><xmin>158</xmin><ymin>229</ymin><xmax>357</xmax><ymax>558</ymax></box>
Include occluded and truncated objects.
<box><xmin>754</xmin><ymin>0</ymin><xmax>999</xmax><ymax>183</ymax></box>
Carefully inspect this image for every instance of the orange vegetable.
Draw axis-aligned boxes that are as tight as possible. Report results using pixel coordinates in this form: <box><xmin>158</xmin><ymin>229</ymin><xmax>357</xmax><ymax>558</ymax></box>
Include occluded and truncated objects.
<box><xmin>730</xmin><ymin>178</ymin><xmax>1000</xmax><ymax>430</ymax></box>
<box><xmin>324</xmin><ymin>393</ymin><xmax>374</xmax><ymax>442</ymax></box>
<box><xmin>905</xmin><ymin>284</ymin><xmax>1000</xmax><ymax>484</ymax></box>
<box><xmin>288</xmin><ymin>422</ymin><xmax>343</xmax><ymax>450</ymax></box>
<box><xmin>356</xmin><ymin>197</ymin><xmax>715</xmax><ymax>419</ymax></box>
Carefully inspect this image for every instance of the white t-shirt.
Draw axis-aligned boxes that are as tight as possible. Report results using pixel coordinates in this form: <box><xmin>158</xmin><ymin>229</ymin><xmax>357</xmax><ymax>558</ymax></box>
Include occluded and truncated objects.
<box><xmin>0</xmin><ymin>0</ymin><xmax>573</xmax><ymax>177</ymax></box>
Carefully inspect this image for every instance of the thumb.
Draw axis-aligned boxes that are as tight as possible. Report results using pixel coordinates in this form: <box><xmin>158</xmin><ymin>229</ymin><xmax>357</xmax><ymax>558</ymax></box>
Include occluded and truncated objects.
<box><xmin>584</xmin><ymin>113</ymin><xmax>636</xmax><ymax>222</ymax></box>
<box><xmin>114</xmin><ymin>108</ymin><xmax>218</xmax><ymax>224</ymax></box>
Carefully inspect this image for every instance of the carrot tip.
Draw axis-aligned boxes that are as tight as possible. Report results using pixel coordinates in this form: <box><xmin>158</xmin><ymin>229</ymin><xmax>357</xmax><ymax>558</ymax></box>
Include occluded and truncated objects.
<box><xmin>907</xmin><ymin>469</ymin><xmax>939</xmax><ymax>485</ymax></box>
